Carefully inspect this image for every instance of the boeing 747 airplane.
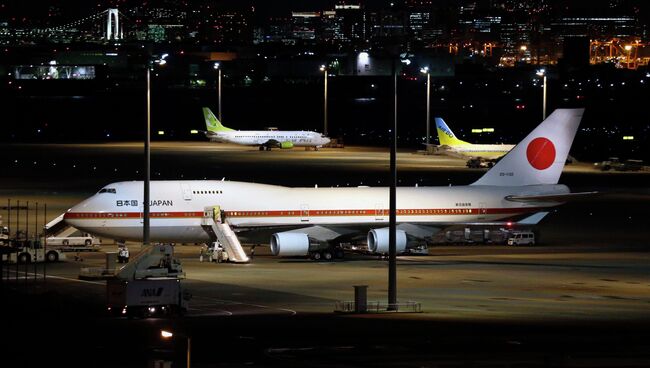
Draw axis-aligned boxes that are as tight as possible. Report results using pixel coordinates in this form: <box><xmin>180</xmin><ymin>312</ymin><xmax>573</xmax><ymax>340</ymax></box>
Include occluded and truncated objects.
<box><xmin>435</xmin><ymin>117</ymin><xmax>515</xmax><ymax>159</ymax></box>
<box><xmin>203</xmin><ymin>108</ymin><xmax>330</xmax><ymax>150</ymax></box>
<box><xmin>65</xmin><ymin>109</ymin><xmax>590</xmax><ymax>259</ymax></box>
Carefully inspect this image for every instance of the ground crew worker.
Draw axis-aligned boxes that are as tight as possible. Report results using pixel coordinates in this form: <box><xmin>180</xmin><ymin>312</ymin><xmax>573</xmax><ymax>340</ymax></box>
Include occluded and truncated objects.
<box><xmin>215</xmin><ymin>244</ymin><xmax>224</xmax><ymax>263</ymax></box>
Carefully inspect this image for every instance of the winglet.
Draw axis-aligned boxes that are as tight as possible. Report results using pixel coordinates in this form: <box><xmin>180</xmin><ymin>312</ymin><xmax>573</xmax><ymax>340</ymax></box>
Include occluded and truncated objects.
<box><xmin>203</xmin><ymin>107</ymin><xmax>234</xmax><ymax>132</ymax></box>
<box><xmin>435</xmin><ymin>117</ymin><xmax>470</xmax><ymax>146</ymax></box>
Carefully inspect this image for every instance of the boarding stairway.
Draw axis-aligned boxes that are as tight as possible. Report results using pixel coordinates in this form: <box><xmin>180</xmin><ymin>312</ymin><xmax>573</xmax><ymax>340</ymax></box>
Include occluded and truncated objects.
<box><xmin>45</xmin><ymin>213</ymin><xmax>77</xmax><ymax>237</ymax></box>
<box><xmin>117</xmin><ymin>244</ymin><xmax>185</xmax><ymax>280</ymax></box>
<box><xmin>201</xmin><ymin>207</ymin><xmax>249</xmax><ymax>263</ymax></box>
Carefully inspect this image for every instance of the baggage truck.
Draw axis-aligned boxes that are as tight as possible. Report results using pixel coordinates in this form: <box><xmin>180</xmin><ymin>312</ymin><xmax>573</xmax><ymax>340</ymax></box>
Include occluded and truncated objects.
<box><xmin>107</xmin><ymin>277</ymin><xmax>190</xmax><ymax>318</ymax></box>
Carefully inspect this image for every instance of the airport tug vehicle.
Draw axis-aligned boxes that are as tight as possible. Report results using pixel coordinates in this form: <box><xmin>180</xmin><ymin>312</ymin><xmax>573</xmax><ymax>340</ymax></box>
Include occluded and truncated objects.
<box><xmin>3</xmin><ymin>242</ymin><xmax>66</xmax><ymax>264</ymax></box>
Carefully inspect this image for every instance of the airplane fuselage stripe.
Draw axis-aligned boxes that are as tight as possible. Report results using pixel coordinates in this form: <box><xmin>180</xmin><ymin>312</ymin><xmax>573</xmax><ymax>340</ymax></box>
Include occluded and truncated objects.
<box><xmin>64</xmin><ymin>206</ymin><xmax>542</xmax><ymax>220</ymax></box>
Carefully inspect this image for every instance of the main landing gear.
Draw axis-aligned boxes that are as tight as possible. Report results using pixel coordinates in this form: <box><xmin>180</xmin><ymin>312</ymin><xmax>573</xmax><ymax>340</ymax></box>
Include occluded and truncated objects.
<box><xmin>309</xmin><ymin>247</ymin><xmax>345</xmax><ymax>261</ymax></box>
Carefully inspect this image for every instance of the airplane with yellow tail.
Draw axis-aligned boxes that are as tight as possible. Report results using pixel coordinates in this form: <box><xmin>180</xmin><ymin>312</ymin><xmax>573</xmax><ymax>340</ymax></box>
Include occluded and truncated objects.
<box><xmin>435</xmin><ymin>117</ymin><xmax>514</xmax><ymax>159</ymax></box>
<box><xmin>203</xmin><ymin>107</ymin><xmax>330</xmax><ymax>151</ymax></box>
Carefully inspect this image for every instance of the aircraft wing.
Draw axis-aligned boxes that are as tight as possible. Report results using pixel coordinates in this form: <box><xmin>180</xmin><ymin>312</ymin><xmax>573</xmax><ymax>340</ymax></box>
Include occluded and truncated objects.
<box><xmin>432</xmin><ymin>145</ymin><xmax>469</xmax><ymax>159</ymax></box>
<box><xmin>396</xmin><ymin>223</ymin><xmax>441</xmax><ymax>238</ymax></box>
<box><xmin>505</xmin><ymin>191</ymin><xmax>600</xmax><ymax>203</ymax></box>
<box><xmin>284</xmin><ymin>225</ymin><xmax>358</xmax><ymax>242</ymax></box>
<box><xmin>286</xmin><ymin>224</ymin><xmax>444</xmax><ymax>242</ymax></box>
<box><xmin>452</xmin><ymin>212</ymin><xmax>550</xmax><ymax>226</ymax></box>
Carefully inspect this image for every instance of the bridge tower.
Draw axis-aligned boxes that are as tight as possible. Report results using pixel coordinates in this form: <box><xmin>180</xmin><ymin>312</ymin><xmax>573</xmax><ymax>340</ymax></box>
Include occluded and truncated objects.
<box><xmin>106</xmin><ymin>8</ymin><xmax>120</xmax><ymax>40</ymax></box>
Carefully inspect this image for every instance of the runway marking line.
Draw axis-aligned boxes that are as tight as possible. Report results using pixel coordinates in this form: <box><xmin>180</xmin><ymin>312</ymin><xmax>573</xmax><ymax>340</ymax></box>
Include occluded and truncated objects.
<box><xmin>192</xmin><ymin>295</ymin><xmax>297</xmax><ymax>315</ymax></box>
<box><xmin>187</xmin><ymin>306</ymin><xmax>234</xmax><ymax>316</ymax></box>
<box><xmin>10</xmin><ymin>273</ymin><xmax>297</xmax><ymax>315</ymax></box>
<box><xmin>6</xmin><ymin>272</ymin><xmax>105</xmax><ymax>285</ymax></box>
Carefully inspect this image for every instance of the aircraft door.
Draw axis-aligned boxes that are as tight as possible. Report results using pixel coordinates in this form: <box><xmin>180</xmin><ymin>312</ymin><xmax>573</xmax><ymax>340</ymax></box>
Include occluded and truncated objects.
<box><xmin>300</xmin><ymin>204</ymin><xmax>309</xmax><ymax>222</ymax></box>
<box><xmin>478</xmin><ymin>202</ymin><xmax>487</xmax><ymax>220</ymax></box>
<box><xmin>181</xmin><ymin>183</ymin><xmax>192</xmax><ymax>200</ymax></box>
<box><xmin>375</xmin><ymin>203</ymin><xmax>386</xmax><ymax>221</ymax></box>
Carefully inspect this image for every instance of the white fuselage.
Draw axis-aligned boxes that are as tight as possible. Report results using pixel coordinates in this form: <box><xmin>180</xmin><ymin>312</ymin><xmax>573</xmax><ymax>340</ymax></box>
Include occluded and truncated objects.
<box><xmin>446</xmin><ymin>144</ymin><xmax>515</xmax><ymax>159</ymax></box>
<box><xmin>209</xmin><ymin>130</ymin><xmax>330</xmax><ymax>147</ymax></box>
<box><xmin>64</xmin><ymin>181</ymin><xmax>567</xmax><ymax>242</ymax></box>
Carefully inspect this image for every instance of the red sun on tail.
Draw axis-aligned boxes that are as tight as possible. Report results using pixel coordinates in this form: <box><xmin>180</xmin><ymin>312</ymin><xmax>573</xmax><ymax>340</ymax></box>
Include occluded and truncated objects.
<box><xmin>526</xmin><ymin>137</ymin><xmax>556</xmax><ymax>170</ymax></box>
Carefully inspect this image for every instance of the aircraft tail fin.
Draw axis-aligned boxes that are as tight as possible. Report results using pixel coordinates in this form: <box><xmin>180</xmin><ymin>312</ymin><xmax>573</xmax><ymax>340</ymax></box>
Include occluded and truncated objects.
<box><xmin>203</xmin><ymin>107</ymin><xmax>234</xmax><ymax>132</ymax></box>
<box><xmin>471</xmin><ymin>108</ymin><xmax>584</xmax><ymax>186</ymax></box>
<box><xmin>435</xmin><ymin>118</ymin><xmax>471</xmax><ymax>146</ymax></box>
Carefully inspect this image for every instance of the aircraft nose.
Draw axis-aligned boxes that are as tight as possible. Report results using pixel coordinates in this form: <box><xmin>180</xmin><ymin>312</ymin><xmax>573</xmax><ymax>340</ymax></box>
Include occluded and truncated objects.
<box><xmin>64</xmin><ymin>195</ymin><xmax>96</xmax><ymax>226</ymax></box>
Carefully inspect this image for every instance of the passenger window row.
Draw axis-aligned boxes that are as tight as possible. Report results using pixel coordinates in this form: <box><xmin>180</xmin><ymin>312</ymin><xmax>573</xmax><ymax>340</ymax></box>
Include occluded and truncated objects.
<box><xmin>193</xmin><ymin>190</ymin><xmax>223</xmax><ymax>195</ymax></box>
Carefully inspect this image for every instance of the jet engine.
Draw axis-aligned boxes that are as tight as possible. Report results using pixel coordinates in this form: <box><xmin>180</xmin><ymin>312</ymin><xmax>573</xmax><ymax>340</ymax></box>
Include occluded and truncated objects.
<box><xmin>367</xmin><ymin>228</ymin><xmax>407</xmax><ymax>253</ymax></box>
<box><xmin>270</xmin><ymin>232</ymin><xmax>310</xmax><ymax>256</ymax></box>
<box><xmin>280</xmin><ymin>141</ymin><xmax>294</xmax><ymax>149</ymax></box>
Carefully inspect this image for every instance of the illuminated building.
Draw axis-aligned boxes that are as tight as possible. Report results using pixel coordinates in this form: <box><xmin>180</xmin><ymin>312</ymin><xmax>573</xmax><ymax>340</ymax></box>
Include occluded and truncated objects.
<box><xmin>291</xmin><ymin>12</ymin><xmax>320</xmax><ymax>40</ymax></box>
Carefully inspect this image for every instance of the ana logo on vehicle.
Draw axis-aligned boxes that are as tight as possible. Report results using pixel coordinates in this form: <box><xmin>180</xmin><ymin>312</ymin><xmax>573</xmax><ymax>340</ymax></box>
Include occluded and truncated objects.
<box><xmin>141</xmin><ymin>288</ymin><xmax>164</xmax><ymax>297</ymax></box>
<box><xmin>526</xmin><ymin>137</ymin><xmax>556</xmax><ymax>170</ymax></box>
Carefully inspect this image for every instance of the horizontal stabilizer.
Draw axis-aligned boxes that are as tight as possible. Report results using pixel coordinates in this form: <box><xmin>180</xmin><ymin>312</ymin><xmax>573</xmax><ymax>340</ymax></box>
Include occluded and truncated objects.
<box><xmin>517</xmin><ymin>212</ymin><xmax>549</xmax><ymax>225</ymax></box>
<box><xmin>505</xmin><ymin>191</ymin><xmax>600</xmax><ymax>203</ymax></box>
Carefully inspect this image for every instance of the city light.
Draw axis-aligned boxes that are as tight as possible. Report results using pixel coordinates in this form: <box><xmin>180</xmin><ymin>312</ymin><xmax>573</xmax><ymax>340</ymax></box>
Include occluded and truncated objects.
<box><xmin>358</xmin><ymin>52</ymin><xmax>369</xmax><ymax>63</ymax></box>
<box><xmin>161</xmin><ymin>330</ymin><xmax>173</xmax><ymax>338</ymax></box>
<box><xmin>536</xmin><ymin>68</ymin><xmax>546</xmax><ymax>76</ymax></box>
<box><xmin>213</xmin><ymin>62</ymin><xmax>220</xmax><ymax>69</ymax></box>
<box><xmin>420</xmin><ymin>66</ymin><xmax>429</xmax><ymax>74</ymax></box>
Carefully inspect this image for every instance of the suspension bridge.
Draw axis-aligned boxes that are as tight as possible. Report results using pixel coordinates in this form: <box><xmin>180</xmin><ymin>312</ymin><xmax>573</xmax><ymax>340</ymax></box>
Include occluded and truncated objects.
<box><xmin>31</xmin><ymin>8</ymin><xmax>128</xmax><ymax>42</ymax></box>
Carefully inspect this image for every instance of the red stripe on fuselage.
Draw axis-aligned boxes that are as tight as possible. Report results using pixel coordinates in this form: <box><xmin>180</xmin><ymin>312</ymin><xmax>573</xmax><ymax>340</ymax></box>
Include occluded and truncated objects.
<box><xmin>64</xmin><ymin>207</ymin><xmax>543</xmax><ymax>220</ymax></box>
<box><xmin>64</xmin><ymin>211</ymin><xmax>204</xmax><ymax>219</ymax></box>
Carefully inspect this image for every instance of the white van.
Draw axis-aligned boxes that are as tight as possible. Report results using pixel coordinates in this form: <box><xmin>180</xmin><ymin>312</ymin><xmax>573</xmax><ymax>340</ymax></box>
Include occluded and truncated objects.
<box><xmin>507</xmin><ymin>231</ymin><xmax>535</xmax><ymax>246</ymax></box>
<box><xmin>46</xmin><ymin>234</ymin><xmax>99</xmax><ymax>247</ymax></box>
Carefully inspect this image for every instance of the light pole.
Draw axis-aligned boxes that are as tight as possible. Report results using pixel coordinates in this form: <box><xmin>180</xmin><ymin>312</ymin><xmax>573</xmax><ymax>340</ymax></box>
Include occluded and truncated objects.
<box><xmin>143</xmin><ymin>55</ymin><xmax>168</xmax><ymax>248</ymax></box>
<box><xmin>420</xmin><ymin>67</ymin><xmax>431</xmax><ymax>145</ymax></box>
<box><xmin>320</xmin><ymin>64</ymin><xmax>328</xmax><ymax>136</ymax></box>
<box><xmin>214</xmin><ymin>62</ymin><xmax>222</xmax><ymax>121</ymax></box>
<box><xmin>624</xmin><ymin>45</ymin><xmax>632</xmax><ymax>69</ymax></box>
<box><xmin>143</xmin><ymin>64</ymin><xmax>151</xmax><ymax>248</ymax></box>
<box><xmin>161</xmin><ymin>330</ymin><xmax>191</xmax><ymax>368</ymax></box>
<box><xmin>536</xmin><ymin>68</ymin><xmax>547</xmax><ymax>120</ymax></box>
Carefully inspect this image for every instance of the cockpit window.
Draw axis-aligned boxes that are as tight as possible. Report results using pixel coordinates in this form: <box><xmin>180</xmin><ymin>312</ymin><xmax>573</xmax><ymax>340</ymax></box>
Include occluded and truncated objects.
<box><xmin>98</xmin><ymin>188</ymin><xmax>116</xmax><ymax>194</ymax></box>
